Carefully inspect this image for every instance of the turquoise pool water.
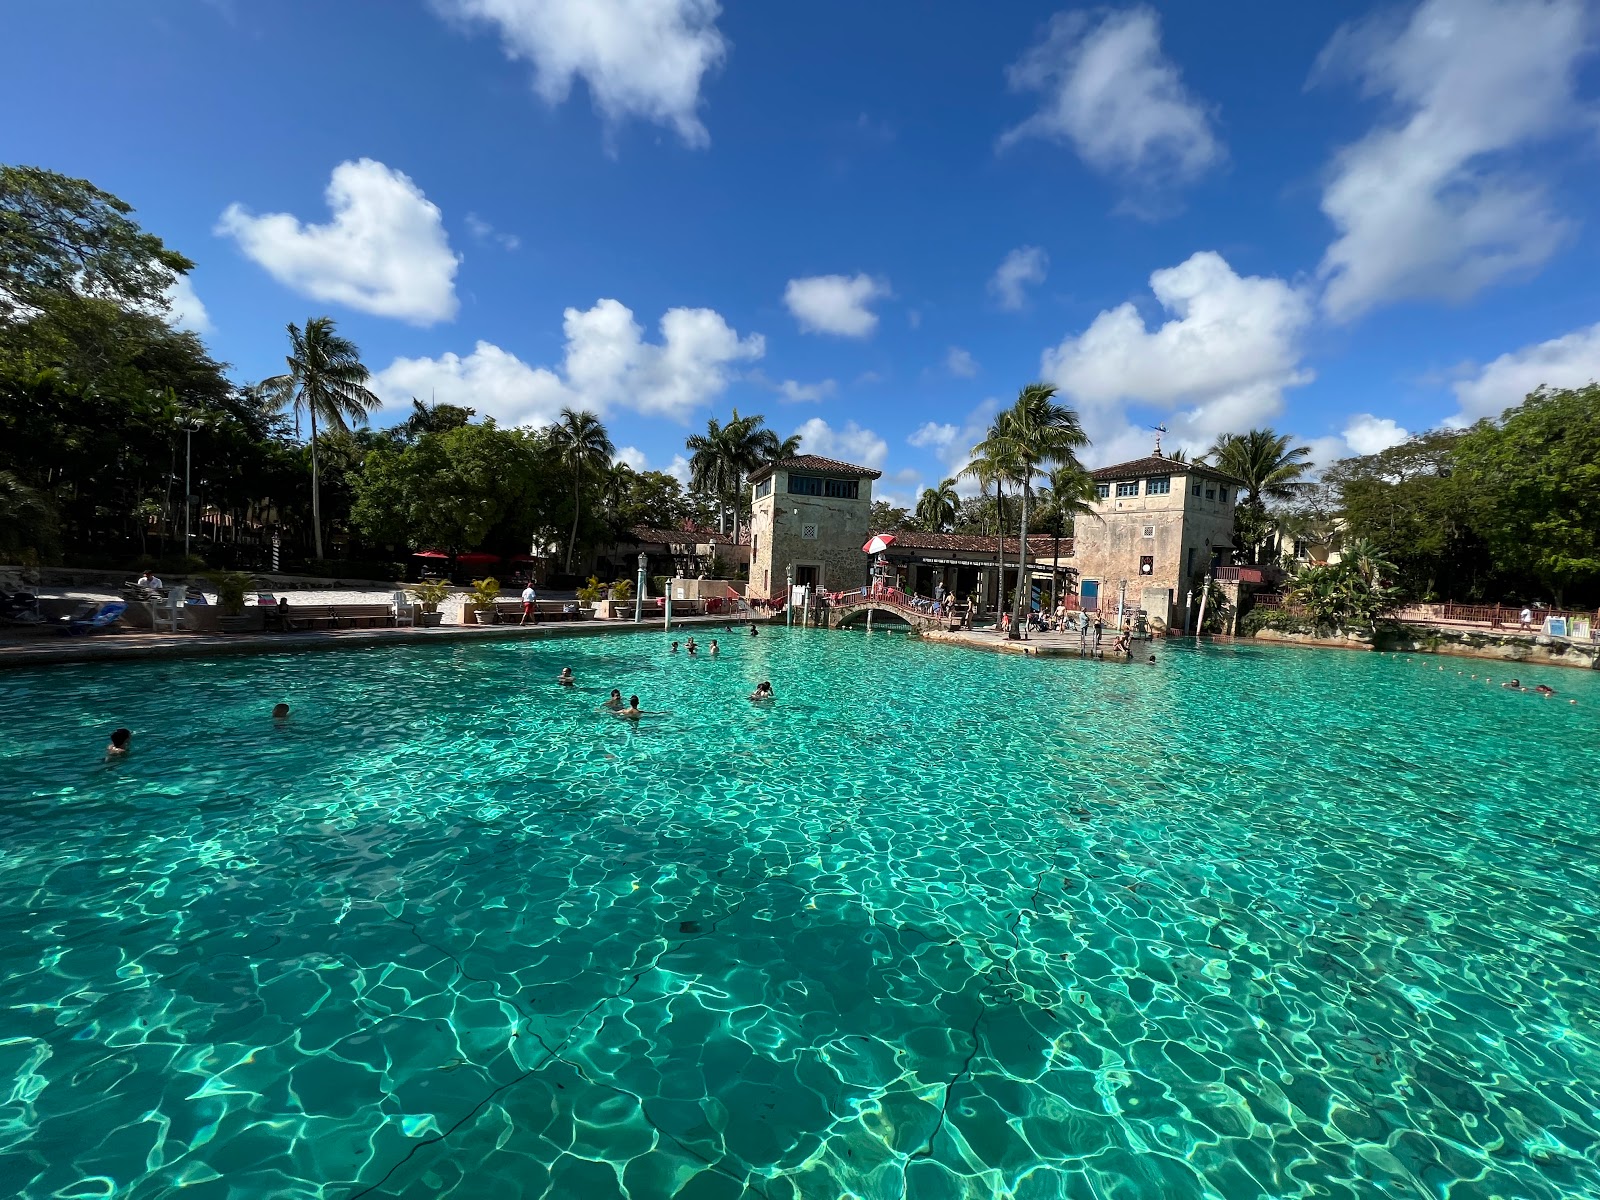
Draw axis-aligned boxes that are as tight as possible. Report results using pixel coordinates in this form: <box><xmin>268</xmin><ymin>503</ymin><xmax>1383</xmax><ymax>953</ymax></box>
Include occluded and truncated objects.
<box><xmin>2</xmin><ymin>630</ymin><xmax>1598</xmax><ymax>1199</ymax></box>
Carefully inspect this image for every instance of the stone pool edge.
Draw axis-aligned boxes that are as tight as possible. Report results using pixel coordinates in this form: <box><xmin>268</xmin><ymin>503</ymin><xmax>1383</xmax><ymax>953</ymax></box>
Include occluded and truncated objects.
<box><xmin>0</xmin><ymin>614</ymin><xmax>755</xmax><ymax>671</ymax></box>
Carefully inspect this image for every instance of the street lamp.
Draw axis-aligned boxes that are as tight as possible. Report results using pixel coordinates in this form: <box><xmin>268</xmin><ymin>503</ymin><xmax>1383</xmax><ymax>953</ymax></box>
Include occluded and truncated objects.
<box><xmin>785</xmin><ymin>563</ymin><xmax>794</xmax><ymax>629</ymax></box>
<box><xmin>179</xmin><ymin>415</ymin><xmax>205</xmax><ymax>559</ymax></box>
<box><xmin>635</xmin><ymin>552</ymin><xmax>646</xmax><ymax>624</ymax></box>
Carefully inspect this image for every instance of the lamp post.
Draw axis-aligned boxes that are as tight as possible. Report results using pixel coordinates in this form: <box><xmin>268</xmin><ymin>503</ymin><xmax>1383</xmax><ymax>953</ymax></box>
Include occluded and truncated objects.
<box><xmin>785</xmin><ymin>563</ymin><xmax>794</xmax><ymax>629</ymax></box>
<box><xmin>635</xmin><ymin>552</ymin><xmax>646</xmax><ymax>624</ymax></box>
<box><xmin>1116</xmin><ymin>579</ymin><xmax>1127</xmax><ymax>633</ymax></box>
<box><xmin>180</xmin><ymin>417</ymin><xmax>202</xmax><ymax>559</ymax></box>
<box><xmin>1184</xmin><ymin>588</ymin><xmax>1193</xmax><ymax>636</ymax></box>
<box><xmin>271</xmin><ymin>531</ymin><xmax>280</xmax><ymax>574</ymax></box>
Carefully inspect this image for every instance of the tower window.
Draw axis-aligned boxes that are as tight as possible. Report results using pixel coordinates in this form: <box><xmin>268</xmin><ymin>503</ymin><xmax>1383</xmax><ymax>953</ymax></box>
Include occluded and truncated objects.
<box><xmin>1115</xmin><ymin>481</ymin><xmax>1138</xmax><ymax>497</ymax></box>
<box><xmin>1095</xmin><ymin>482</ymin><xmax>1110</xmax><ymax>499</ymax></box>
<box><xmin>754</xmin><ymin>478</ymin><xmax>772</xmax><ymax>500</ymax></box>
<box><xmin>1146</xmin><ymin>476</ymin><xmax>1170</xmax><ymax>495</ymax></box>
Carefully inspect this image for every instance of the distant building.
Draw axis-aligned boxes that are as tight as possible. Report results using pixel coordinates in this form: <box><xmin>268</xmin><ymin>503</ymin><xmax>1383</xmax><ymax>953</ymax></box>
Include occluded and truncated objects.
<box><xmin>1073</xmin><ymin>452</ymin><xmax>1240</xmax><ymax>629</ymax></box>
<box><xmin>598</xmin><ymin>525</ymin><xmax>747</xmax><ymax>583</ymax></box>
<box><xmin>748</xmin><ymin>455</ymin><xmax>880</xmax><ymax>599</ymax></box>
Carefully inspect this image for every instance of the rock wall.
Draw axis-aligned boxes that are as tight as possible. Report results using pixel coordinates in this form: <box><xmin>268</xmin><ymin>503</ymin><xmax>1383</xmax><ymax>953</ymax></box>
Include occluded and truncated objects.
<box><xmin>1250</xmin><ymin>624</ymin><xmax>1600</xmax><ymax>671</ymax></box>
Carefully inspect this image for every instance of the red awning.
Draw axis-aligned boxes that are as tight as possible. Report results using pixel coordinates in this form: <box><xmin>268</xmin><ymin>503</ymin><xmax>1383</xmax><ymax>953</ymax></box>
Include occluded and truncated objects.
<box><xmin>455</xmin><ymin>552</ymin><xmax>501</xmax><ymax>566</ymax></box>
<box><xmin>412</xmin><ymin>549</ymin><xmax>450</xmax><ymax>560</ymax></box>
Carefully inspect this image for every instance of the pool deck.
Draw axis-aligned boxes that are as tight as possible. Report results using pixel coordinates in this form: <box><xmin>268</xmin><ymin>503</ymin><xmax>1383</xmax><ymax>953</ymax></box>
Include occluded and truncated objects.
<box><xmin>920</xmin><ymin>626</ymin><xmax>1150</xmax><ymax>657</ymax></box>
<box><xmin>0</xmin><ymin>614</ymin><xmax>754</xmax><ymax>671</ymax></box>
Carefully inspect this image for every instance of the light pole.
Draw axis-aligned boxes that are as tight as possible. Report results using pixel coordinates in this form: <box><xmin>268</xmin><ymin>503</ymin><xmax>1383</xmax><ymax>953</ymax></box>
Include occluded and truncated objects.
<box><xmin>182</xmin><ymin>419</ymin><xmax>198</xmax><ymax>559</ymax></box>
<box><xmin>634</xmin><ymin>552</ymin><xmax>646</xmax><ymax>624</ymax></box>
<box><xmin>1116</xmin><ymin>579</ymin><xmax>1127</xmax><ymax>633</ymax></box>
<box><xmin>785</xmin><ymin>563</ymin><xmax>794</xmax><ymax>629</ymax></box>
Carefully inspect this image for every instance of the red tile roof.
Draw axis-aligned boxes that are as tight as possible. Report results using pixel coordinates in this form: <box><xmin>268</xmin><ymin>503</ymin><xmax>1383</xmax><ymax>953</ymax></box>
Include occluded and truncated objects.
<box><xmin>626</xmin><ymin>525</ymin><xmax>737</xmax><ymax>546</ymax></box>
<box><xmin>1090</xmin><ymin>455</ymin><xmax>1244</xmax><ymax>486</ymax></box>
<box><xmin>747</xmin><ymin>455</ymin><xmax>884</xmax><ymax>484</ymax></box>
<box><xmin>873</xmin><ymin>530</ymin><xmax>1070</xmax><ymax>557</ymax></box>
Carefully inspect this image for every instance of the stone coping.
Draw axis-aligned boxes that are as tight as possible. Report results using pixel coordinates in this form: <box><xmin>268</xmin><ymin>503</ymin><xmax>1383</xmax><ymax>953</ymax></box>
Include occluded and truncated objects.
<box><xmin>0</xmin><ymin>614</ymin><xmax>759</xmax><ymax>672</ymax></box>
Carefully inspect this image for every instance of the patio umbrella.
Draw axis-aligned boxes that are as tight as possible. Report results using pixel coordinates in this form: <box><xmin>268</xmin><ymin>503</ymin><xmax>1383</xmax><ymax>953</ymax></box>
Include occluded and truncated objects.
<box><xmin>455</xmin><ymin>552</ymin><xmax>501</xmax><ymax>567</ymax></box>
<box><xmin>862</xmin><ymin>534</ymin><xmax>896</xmax><ymax>554</ymax></box>
<box><xmin>412</xmin><ymin>549</ymin><xmax>449</xmax><ymax>559</ymax></box>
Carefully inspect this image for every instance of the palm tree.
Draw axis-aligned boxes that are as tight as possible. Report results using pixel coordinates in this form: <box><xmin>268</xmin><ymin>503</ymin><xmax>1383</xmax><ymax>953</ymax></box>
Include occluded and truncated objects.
<box><xmin>986</xmin><ymin>383</ymin><xmax>1089</xmax><ymax>639</ymax></box>
<box><xmin>1040</xmin><ymin>463</ymin><xmax>1099</xmax><ymax>605</ymax></box>
<box><xmin>685</xmin><ymin>408</ymin><xmax>778</xmax><ymax>539</ymax></box>
<box><xmin>1205</xmin><ymin>428</ymin><xmax>1314</xmax><ymax>564</ymax></box>
<box><xmin>549</xmin><ymin>407</ymin><xmax>614</xmax><ymax>572</ymax></box>
<box><xmin>259</xmin><ymin>317</ymin><xmax>381</xmax><ymax>560</ymax></box>
<box><xmin>915</xmin><ymin>478</ymin><xmax>959</xmax><ymax>532</ymax></box>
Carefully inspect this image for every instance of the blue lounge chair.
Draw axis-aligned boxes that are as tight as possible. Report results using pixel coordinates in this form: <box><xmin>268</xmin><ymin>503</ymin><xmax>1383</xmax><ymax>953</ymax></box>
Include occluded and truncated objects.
<box><xmin>62</xmin><ymin>601</ymin><xmax>127</xmax><ymax>636</ymax></box>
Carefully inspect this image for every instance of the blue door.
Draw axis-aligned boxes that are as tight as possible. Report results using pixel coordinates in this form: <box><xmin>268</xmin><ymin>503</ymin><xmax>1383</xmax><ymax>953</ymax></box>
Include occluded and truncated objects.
<box><xmin>1081</xmin><ymin>580</ymin><xmax>1099</xmax><ymax>611</ymax></box>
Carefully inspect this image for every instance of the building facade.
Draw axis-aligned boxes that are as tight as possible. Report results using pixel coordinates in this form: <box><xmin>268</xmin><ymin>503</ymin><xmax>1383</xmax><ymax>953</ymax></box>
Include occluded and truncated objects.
<box><xmin>748</xmin><ymin>455</ymin><xmax>880</xmax><ymax>599</ymax></box>
<box><xmin>1072</xmin><ymin>453</ymin><xmax>1240</xmax><ymax>629</ymax></box>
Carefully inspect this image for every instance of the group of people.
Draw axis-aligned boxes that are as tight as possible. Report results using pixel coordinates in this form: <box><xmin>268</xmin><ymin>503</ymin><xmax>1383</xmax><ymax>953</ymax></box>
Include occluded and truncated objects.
<box><xmin>554</xmin><ymin>626</ymin><xmax>776</xmax><ymax>723</ymax></box>
<box><xmin>1393</xmin><ymin>654</ymin><xmax>1577</xmax><ymax>703</ymax></box>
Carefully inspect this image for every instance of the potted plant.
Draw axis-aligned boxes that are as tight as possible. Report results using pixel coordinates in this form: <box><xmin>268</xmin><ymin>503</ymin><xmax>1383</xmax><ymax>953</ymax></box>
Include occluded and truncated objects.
<box><xmin>409</xmin><ymin>578</ymin><xmax>451</xmax><ymax>628</ymax></box>
<box><xmin>576</xmin><ymin>576</ymin><xmax>605</xmax><ymax>607</ymax></box>
<box><xmin>206</xmin><ymin>571</ymin><xmax>261</xmax><ymax>633</ymax></box>
<box><xmin>468</xmin><ymin>577</ymin><xmax>501</xmax><ymax>624</ymax></box>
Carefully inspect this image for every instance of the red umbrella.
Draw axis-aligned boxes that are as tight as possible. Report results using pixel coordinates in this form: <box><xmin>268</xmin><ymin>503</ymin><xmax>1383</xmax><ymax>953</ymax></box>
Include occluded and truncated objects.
<box><xmin>455</xmin><ymin>552</ymin><xmax>501</xmax><ymax>566</ymax></box>
<box><xmin>863</xmin><ymin>534</ymin><xmax>896</xmax><ymax>554</ymax></box>
<box><xmin>412</xmin><ymin>549</ymin><xmax>449</xmax><ymax>560</ymax></box>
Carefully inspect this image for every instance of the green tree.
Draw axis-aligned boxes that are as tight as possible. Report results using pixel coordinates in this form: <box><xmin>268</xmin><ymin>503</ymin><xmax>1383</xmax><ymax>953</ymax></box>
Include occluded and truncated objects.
<box><xmin>1206</xmin><ymin>428</ymin><xmax>1314</xmax><ymax>564</ymax></box>
<box><xmin>914</xmin><ymin>478</ymin><xmax>959</xmax><ymax>532</ymax></box>
<box><xmin>981</xmin><ymin>383</ymin><xmax>1089</xmax><ymax>638</ymax></box>
<box><xmin>1454</xmin><ymin>384</ymin><xmax>1600</xmax><ymax>606</ymax></box>
<box><xmin>685</xmin><ymin>408</ymin><xmax>777</xmax><ymax>538</ymax></box>
<box><xmin>1039</xmin><ymin>463</ymin><xmax>1099</xmax><ymax>602</ymax></box>
<box><xmin>869</xmin><ymin>499</ymin><xmax>910</xmax><ymax>529</ymax></box>
<box><xmin>259</xmin><ymin>317</ymin><xmax>381</xmax><ymax>561</ymax></box>
<box><xmin>1</xmin><ymin>164</ymin><xmax>193</xmax><ymax>322</ymax></box>
<box><xmin>549</xmin><ymin>407</ymin><xmax>614</xmax><ymax>572</ymax></box>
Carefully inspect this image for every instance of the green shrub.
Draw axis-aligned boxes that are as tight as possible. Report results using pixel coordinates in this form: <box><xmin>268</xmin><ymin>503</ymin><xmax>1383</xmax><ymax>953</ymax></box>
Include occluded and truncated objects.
<box><xmin>468</xmin><ymin>577</ymin><xmax>501</xmax><ymax>609</ymax></box>
<box><xmin>205</xmin><ymin>571</ymin><xmax>257</xmax><ymax>616</ymax></box>
<box><xmin>1241</xmin><ymin>607</ymin><xmax>1312</xmax><ymax>636</ymax></box>
<box><xmin>409</xmin><ymin>578</ymin><xmax>452</xmax><ymax>613</ymax></box>
<box><xmin>611</xmin><ymin>578</ymin><xmax>634</xmax><ymax>601</ymax></box>
<box><xmin>576</xmin><ymin>576</ymin><xmax>605</xmax><ymax>604</ymax></box>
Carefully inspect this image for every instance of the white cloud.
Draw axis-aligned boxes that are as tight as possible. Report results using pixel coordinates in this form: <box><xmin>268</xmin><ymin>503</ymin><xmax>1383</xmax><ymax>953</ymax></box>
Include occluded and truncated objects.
<box><xmin>217</xmin><ymin>159</ymin><xmax>460</xmax><ymax>326</ymax></box>
<box><xmin>776</xmin><ymin>378</ymin><xmax>836</xmax><ymax>403</ymax></box>
<box><xmin>793</xmin><ymin>417</ymin><xmax>887</xmax><ymax>469</ymax></box>
<box><xmin>1449</xmin><ymin>321</ymin><xmax>1600</xmax><ymax>425</ymax></box>
<box><xmin>783</xmin><ymin>273</ymin><xmax>888</xmax><ymax>337</ymax></box>
<box><xmin>1314</xmin><ymin>0</ymin><xmax>1591</xmax><ymax>321</ymax></box>
<box><xmin>1041</xmin><ymin>251</ymin><xmax>1313</xmax><ymax>464</ymax></box>
<box><xmin>615</xmin><ymin>445</ymin><xmax>648</xmax><ymax>470</ymax></box>
<box><xmin>945</xmin><ymin>347</ymin><xmax>979</xmax><ymax>378</ymax></box>
<box><xmin>665</xmin><ymin>453</ymin><xmax>692</xmax><ymax>485</ymax></box>
<box><xmin>163</xmin><ymin>275</ymin><xmax>212</xmax><ymax>335</ymax></box>
<box><xmin>1000</xmin><ymin>7</ymin><xmax>1221</xmax><ymax>192</ymax></box>
<box><xmin>372</xmin><ymin>297</ymin><xmax>763</xmax><ymax>426</ymax></box>
<box><xmin>907</xmin><ymin>422</ymin><xmax>958</xmax><ymax>450</ymax></box>
<box><xmin>435</xmin><ymin>0</ymin><xmax>727</xmax><ymax>148</ymax></box>
<box><xmin>464</xmin><ymin>212</ymin><xmax>520</xmax><ymax>251</ymax></box>
<box><xmin>1342</xmin><ymin>413</ymin><xmax>1410</xmax><ymax>456</ymax></box>
<box><xmin>989</xmin><ymin>245</ymin><xmax>1048</xmax><ymax>310</ymax></box>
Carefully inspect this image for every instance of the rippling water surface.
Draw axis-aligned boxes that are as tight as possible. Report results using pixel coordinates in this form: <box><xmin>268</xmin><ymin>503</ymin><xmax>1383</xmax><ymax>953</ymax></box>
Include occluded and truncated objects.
<box><xmin>2</xmin><ymin>630</ymin><xmax>1599</xmax><ymax>1199</ymax></box>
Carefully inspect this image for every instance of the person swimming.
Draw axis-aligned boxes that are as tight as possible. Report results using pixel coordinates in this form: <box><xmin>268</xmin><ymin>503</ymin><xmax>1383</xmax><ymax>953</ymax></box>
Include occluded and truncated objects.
<box><xmin>1535</xmin><ymin>683</ymin><xmax>1557</xmax><ymax>696</ymax></box>
<box><xmin>601</xmin><ymin>688</ymin><xmax>625</xmax><ymax>710</ymax></box>
<box><xmin>708</xmin><ymin>639</ymin><xmax>719</xmax><ymax>656</ymax></box>
<box><xmin>106</xmin><ymin>728</ymin><xmax>131</xmax><ymax>758</ymax></box>
<box><xmin>1502</xmin><ymin>678</ymin><xmax>1522</xmax><ymax>689</ymax></box>
<box><xmin>749</xmin><ymin>681</ymin><xmax>774</xmax><ymax>701</ymax></box>
<box><xmin>670</xmin><ymin>641</ymin><xmax>679</xmax><ymax>653</ymax></box>
<box><xmin>616</xmin><ymin>695</ymin><xmax>644</xmax><ymax>720</ymax></box>
<box><xmin>1146</xmin><ymin>655</ymin><xmax>1156</xmax><ymax>665</ymax></box>
<box><xmin>271</xmin><ymin>702</ymin><xmax>290</xmax><ymax>720</ymax></box>
<box><xmin>749</xmin><ymin>623</ymin><xmax>759</xmax><ymax>637</ymax></box>
<box><xmin>558</xmin><ymin>667</ymin><xmax>575</xmax><ymax>686</ymax></box>
<box><xmin>685</xmin><ymin>637</ymin><xmax>697</xmax><ymax>656</ymax></box>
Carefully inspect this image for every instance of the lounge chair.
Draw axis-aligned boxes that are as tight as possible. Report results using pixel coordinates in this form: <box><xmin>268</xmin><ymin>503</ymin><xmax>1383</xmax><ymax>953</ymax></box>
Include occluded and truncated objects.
<box><xmin>61</xmin><ymin>601</ymin><xmax>127</xmax><ymax>636</ymax></box>
<box><xmin>390</xmin><ymin>591</ymin><xmax>416</xmax><ymax>627</ymax></box>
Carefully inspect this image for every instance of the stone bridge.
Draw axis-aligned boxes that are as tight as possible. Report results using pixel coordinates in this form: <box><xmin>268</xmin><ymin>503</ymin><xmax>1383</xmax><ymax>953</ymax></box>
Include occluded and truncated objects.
<box><xmin>823</xmin><ymin>595</ymin><xmax>960</xmax><ymax>633</ymax></box>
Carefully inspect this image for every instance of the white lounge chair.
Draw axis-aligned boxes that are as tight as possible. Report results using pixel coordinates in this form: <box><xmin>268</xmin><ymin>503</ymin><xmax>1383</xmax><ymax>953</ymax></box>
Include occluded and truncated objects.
<box><xmin>391</xmin><ymin>591</ymin><xmax>416</xmax><ymax>627</ymax></box>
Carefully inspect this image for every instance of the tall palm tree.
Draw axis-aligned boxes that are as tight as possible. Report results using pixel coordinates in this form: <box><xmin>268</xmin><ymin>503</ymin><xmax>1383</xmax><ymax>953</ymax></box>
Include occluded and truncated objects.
<box><xmin>1041</xmin><ymin>463</ymin><xmax>1099</xmax><ymax>605</ymax></box>
<box><xmin>259</xmin><ymin>317</ymin><xmax>381</xmax><ymax>560</ymax></box>
<box><xmin>685</xmin><ymin>408</ymin><xmax>777</xmax><ymax>539</ymax></box>
<box><xmin>1205</xmin><ymin>428</ymin><xmax>1314</xmax><ymax>564</ymax></box>
<box><xmin>986</xmin><ymin>383</ymin><xmax>1089</xmax><ymax>639</ymax></box>
<box><xmin>914</xmin><ymin>477</ymin><xmax>959</xmax><ymax>532</ymax></box>
<box><xmin>549</xmin><ymin>407</ymin><xmax>614</xmax><ymax>572</ymax></box>
<box><xmin>960</xmin><ymin>435</ymin><xmax>1014</xmax><ymax>620</ymax></box>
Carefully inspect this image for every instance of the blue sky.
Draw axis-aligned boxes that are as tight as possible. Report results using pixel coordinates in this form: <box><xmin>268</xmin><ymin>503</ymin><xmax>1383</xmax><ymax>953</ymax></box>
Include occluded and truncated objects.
<box><xmin>5</xmin><ymin>0</ymin><xmax>1599</xmax><ymax>507</ymax></box>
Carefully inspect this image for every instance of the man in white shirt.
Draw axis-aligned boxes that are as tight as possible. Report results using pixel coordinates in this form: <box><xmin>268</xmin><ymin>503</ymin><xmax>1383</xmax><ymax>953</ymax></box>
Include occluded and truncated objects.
<box><xmin>520</xmin><ymin>583</ymin><xmax>538</xmax><ymax>625</ymax></box>
<box><xmin>1520</xmin><ymin>606</ymin><xmax>1533</xmax><ymax>631</ymax></box>
<box><xmin>137</xmin><ymin>569</ymin><xmax>163</xmax><ymax>592</ymax></box>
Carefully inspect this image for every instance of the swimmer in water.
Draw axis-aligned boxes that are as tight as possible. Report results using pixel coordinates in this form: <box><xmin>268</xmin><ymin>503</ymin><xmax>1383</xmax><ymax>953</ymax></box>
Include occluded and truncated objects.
<box><xmin>558</xmin><ymin>667</ymin><xmax>575</xmax><ymax>686</ymax></box>
<box><xmin>708</xmin><ymin>639</ymin><xmax>719</xmax><ymax>656</ymax></box>
<box><xmin>616</xmin><ymin>695</ymin><xmax>643</xmax><ymax>720</ymax></box>
<box><xmin>1535</xmin><ymin>683</ymin><xmax>1556</xmax><ymax>696</ymax></box>
<box><xmin>749</xmin><ymin>681</ymin><xmax>774</xmax><ymax>702</ymax></box>
<box><xmin>272</xmin><ymin>702</ymin><xmax>290</xmax><ymax>720</ymax></box>
<box><xmin>106</xmin><ymin>728</ymin><xmax>131</xmax><ymax>758</ymax></box>
<box><xmin>1146</xmin><ymin>655</ymin><xmax>1156</xmax><ymax>665</ymax></box>
<box><xmin>685</xmin><ymin>637</ymin><xmax>697</xmax><ymax>656</ymax></box>
<box><xmin>601</xmin><ymin>688</ymin><xmax>624</xmax><ymax>710</ymax></box>
<box><xmin>749</xmin><ymin>623</ymin><xmax>759</xmax><ymax>637</ymax></box>
<box><xmin>1502</xmin><ymin>678</ymin><xmax>1522</xmax><ymax>690</ymax></box>
<box><xmin>670</xmin><ymin>641</ymin><xmax>679</xmax><ymax>653</ymax></box>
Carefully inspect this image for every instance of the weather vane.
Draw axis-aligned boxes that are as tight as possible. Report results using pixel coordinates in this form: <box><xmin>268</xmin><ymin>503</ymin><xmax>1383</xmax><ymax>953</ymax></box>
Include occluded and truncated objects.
<box><xmin>1150</xmin><ymin>422</ymin><xmax>1167</xmax><ymax>455</ymax></box>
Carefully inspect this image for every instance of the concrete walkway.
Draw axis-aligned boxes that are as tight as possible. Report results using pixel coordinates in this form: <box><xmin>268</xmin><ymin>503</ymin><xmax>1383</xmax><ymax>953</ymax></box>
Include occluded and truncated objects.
<box><xmin>0</xmin><ymin>614</ymin><xmax>755</xmax><ymax>671</ymax></box>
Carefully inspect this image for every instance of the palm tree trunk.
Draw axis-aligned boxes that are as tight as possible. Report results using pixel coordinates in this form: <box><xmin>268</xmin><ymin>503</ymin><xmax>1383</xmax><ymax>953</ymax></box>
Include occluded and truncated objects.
<box><xmin>566</xmin><ymin>474</ymin><xmax>581</xmax><ymax>573</ymax></box>
<box><xmin>1010</xmin><ymin>484</ymin><xmax>1031</xmax><ymax>640</ymax></box>
<box><xmin>309</xmin><ymin>403</ymin><xmax>324</xmax><ymax>561</ymax></box>
<box><xmin>993</xmin><ymin>482</ymin><xmax>1005</xmax><ymax>625</ymax></box>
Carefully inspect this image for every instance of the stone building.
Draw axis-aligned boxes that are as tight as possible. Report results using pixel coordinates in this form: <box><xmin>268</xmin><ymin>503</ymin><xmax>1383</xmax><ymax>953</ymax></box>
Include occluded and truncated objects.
<box><xmin>748</xmin><ymin>455</ymin><xmax>880</xmax><ymax>600</ymax></box>
<box><xmin>1072</xmin><ymin>451</ymin><xmax>1240</xmax><ymax>629</ymax></box>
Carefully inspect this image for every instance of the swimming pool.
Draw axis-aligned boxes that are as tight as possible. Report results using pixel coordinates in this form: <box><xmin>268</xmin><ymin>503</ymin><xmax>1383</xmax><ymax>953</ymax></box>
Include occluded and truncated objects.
<box><xmin>2</xmin><ymin>631</ymin><xmax>1598</xmax><ymax>1198</ymax></box>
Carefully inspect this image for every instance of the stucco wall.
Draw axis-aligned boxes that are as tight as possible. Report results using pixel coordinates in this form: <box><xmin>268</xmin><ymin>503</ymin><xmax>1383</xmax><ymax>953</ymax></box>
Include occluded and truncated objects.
<box><xmin>751</xmin><ymin>469</ymin><xmax>874</xmax><ymax>597</ymax></box>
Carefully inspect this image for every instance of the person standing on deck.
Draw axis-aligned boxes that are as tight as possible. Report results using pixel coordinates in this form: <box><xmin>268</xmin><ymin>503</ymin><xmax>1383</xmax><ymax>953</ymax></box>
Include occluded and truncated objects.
<box><xmin>521</xmin><ymin>583</ymin><xmax>538</xmax><ymax>625</ymax></box>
